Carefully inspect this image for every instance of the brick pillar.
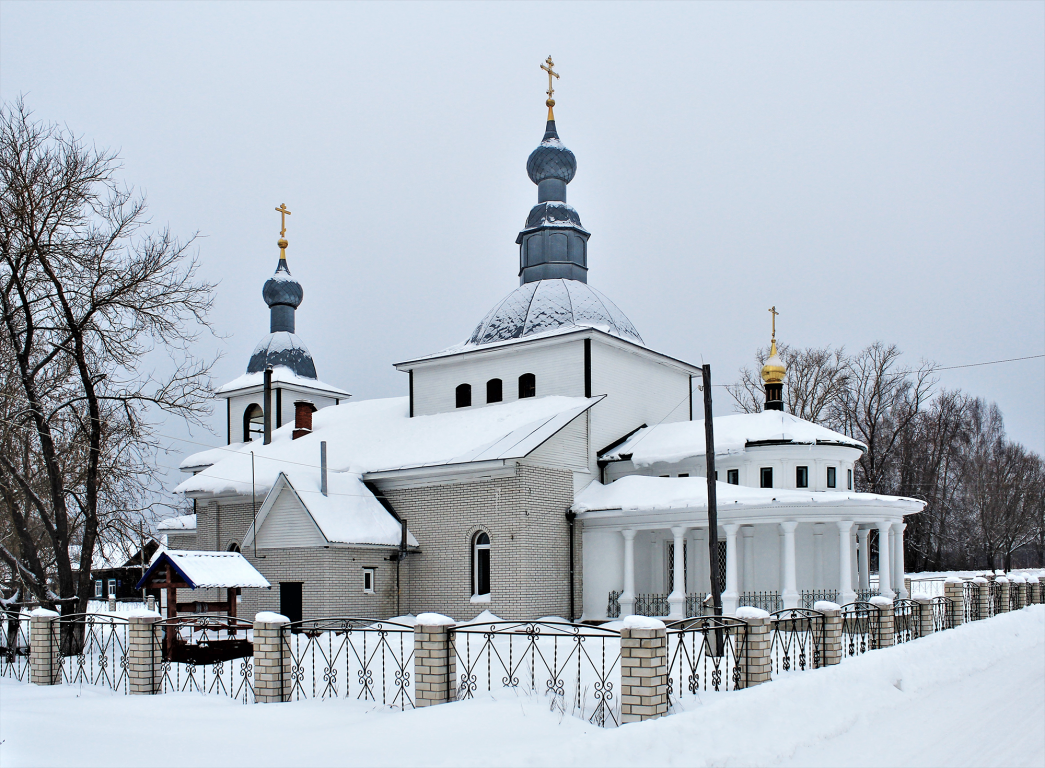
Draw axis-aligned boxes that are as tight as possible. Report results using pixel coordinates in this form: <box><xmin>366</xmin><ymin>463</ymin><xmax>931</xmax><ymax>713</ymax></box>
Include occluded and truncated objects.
<box><xmin>997</xmin><ymin>578</ymin><xmax>1010</xmax><ymax>614</ymax></box>
<box><xmin>1030</xmin><ymin>579</ymin><xmax>1042</xmax><ymax>605</ymax></box>
<box><xmin>620</xmin><ymin>617</ymin><xmax>668</xmax><ymax>723</ymax></box>
<box><xmin>1017</xmin><ymin>580</ymin><xmax>1028</xmax><ymax>609</ymax></box>
<box><xmin>1039</xmin><ymin>576</ymin><xmax>1045</xmax><ymax>604</ymax></box>
<box><xmin>870</xmin><ymin>597</ymin><xmax>894</xmax><ymax>648</ymax></box>
<box><xmin>974</xmin><ymin>577</ymin><xmax>990</xmax><ymax>619</ymax></box>
<box><xmin>913</xmin><ymin>595</ymin><xmax>933</xmax><ymax>638</ymax></box>
<box><xmin>819</xmin><ymin>603</ymin><xmax>842</xmax><ymax>666</ymax></box>
<box><xmin>253</xmin><ymin>612</ymin><xmax>290</xmax><ymax>703</ymax></box>
<box><xmin>29</xmin><ymin>609</ymin><xmax>59</xmax><ymax>685</ymax></box>
<box><xmin>126</xmin><ymin>610</ymin><xmax>162</xmax><ymax>694</ymax></box>
<box><xmin>944</xmin><ymin>578</ymin><xmax>964</xmax><ymax>627</ymax></box>
<box><xmin>903</xmin><ymin>577</ymin><xmax>912</xmax><ymax>601</ymax></box>
<box><xmin>739</xmin><ymin>610</ymin><xmax>772</xmax><ymax>686</ymax></box>
<box><xmin>414</xmin><ymin>613</ymin><xmax>455</xmax><ymax>707</ymax></box>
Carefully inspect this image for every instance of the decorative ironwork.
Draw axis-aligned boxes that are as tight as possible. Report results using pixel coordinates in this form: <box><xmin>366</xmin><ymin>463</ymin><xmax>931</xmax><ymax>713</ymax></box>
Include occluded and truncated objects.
<box><xmin>281</xmin><ymin>618</ymin><xmax>414</xmax><ymax>709</ymax></box>
<box><xmin>931</xmin><ymin>596</ymin><xmax>954</xmax><ymax>632</ymax></box>
<box><xmin>666</xmin><ymin>616</ymin><xmax>747</xmax><ymax>708</ymax></box>
<box><xmin>450</xmin><ymin>620</ymin><xmax>621</xmax><ymax>728</ymax></box>
<box><xmin>52</xmin><ymin>613</ymin><xmax>129</xmax><ymax>692</ymax></box>
<box><xmin>769</xmin><ymin>608</ymin><xmax>825</xmax><ymax>674</ymax></box>
<box><xmin>840</xmin><ymin>602</ymin><xmax>880</xmax><ymax>658</ymax></box>
<box><xmin>907</xmin><ymin>578</ymin><xmax>946</xmax><ymax>598</ymax></box>
<box><xmin>801</xmin><ymin>590</ymin><xmax>839</xmax><ymax>609</ymax></box>
<box><xmin>607</xmin><ymin>590</ymin><xmax>621</xmax><ymax>619</ymax></box>
<box><xmin>892</xmin><ymin>599</ymin><xmax>918</xmax><ymax>644</ymax></box>
<box><xmin>855</xmin><ymin>588</ymin><xmax>881</xmax><ymax>602</ymax></box>
<box><xmin>986</xmin><ymin>580</ymin><xmax>1001</xmax><ymax>617</ymax></box>
<box><xmin>685</xmin><ymin>593</ymin><xmax>709</xmax><ymax>618</ymax></box>
<box><xmin>633</xmin><ymin>594</ymin><xmax>670</xmax><ymax>617</ymax></box>
<box><xmin>739</xmin><ymin>592</ymin><xmax>782</xmax><ymax>613</ymax></box>
<box><xmin>153</xmin><ymin>615</ymin><xmax>255</xmax><ymax>703</ymax></box>
<box><xmin>607</xmin><ymin>591</ymin><xmax>706</xmax><ymax>618</ymax></box>
<box><xmin>962</xmin><ymin>581</ymin><xmax>979</xmax><ymax>622</ymax></box>
<box><xmin>0</xmin><ymin>610</ymin><xmax>30</xmax><ymax>682</ymax></box>
<box><xmin>1008</xmin><ymin>582</ymin><xmax>1020</xmax><ymax>612</ymax></box>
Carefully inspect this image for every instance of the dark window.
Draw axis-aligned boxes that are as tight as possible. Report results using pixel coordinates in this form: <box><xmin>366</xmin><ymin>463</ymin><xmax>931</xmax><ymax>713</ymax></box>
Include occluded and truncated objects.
<box><xmin>760</xmin><ymin>467</ymin><xmax>773</xmax><ymax>488</ymax></box>
<box><xmin>243</xmin><ymin>403</ymin><xmax>264</xmax><ymax>442</ymax></box>
<box><xmin>518</xmin><ymin>373</ymin><xmax>536</xmax><ymax>399</ymax></box>
<box><xmin>666</xmin><ymin>540</ymin><xmax>688</xmax><ymax>592</ymax></box>
<box><xmin>473</xmin><ymin>532</ymin><xmax>491</xmax><ymax>596</ymax></box>
<box><xmin>486</xmin><ymin>378</ymin><xmax>502</xmax><ymax>403</ymax></box>
<box><xmin>660</xmin><ymin>475</ymin><xmax>670</xmax><ymax>478</ymax></box>
<box><xmin>827</xmin><ymin>466</ymin><xmax>837</xmax><ymax>488</ymax></box>
<box><xmin>455</xmin><ymin>383</ymin><xmax>471</xmax><ymax>408</ymax></box>
<box><xmin>796</xmin><ymin>466</ymin><xmax>809</xmax><ymax>488</ymax></box>
<box><xmin>727</xmin><ymin>469</ymin><xmax>739</xmax><ymax>485</ymax></box>
<box><xmin>716</xmin><ymin>540</ymin><xmax>727</xmax><ymax>589</ymax></box>
<box><xmin>679</xmin><ymin>473</ymin><xmax>689</xmax><ymax>478</ymax></box>
<box><xmin>280</xmin><ymin>582</ymin><xmax>303</xmax><ymax>625</ymax></box>
<box><xmin>227</xmin><ymin>542</ymin><xmax>241</xmax><ymax>553</ymax></box>
<box><xmin>848</xmin><ymin>469</ymin><xmax>853</xmax><ymax>490</ymax></box>
<box><xmin>363</xmin><ymin>568</ymin><xmax>375</xmax><ymax>593</ymax></box>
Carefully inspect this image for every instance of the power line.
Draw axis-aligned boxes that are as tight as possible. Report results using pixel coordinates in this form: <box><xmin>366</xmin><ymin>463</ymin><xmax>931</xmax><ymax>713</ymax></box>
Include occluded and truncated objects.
<box><xmin>934</xmin><ymin>354</ymin><xmax>1044</xmax><ymax>372</ymax></box>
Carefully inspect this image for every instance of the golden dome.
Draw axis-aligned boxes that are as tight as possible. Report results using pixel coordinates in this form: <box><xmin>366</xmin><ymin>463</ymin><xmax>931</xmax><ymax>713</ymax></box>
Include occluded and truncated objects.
<box><xmin>761</xmin><ymin>339</ymin><xmax>786</xmax><ymax>384</ymax></box>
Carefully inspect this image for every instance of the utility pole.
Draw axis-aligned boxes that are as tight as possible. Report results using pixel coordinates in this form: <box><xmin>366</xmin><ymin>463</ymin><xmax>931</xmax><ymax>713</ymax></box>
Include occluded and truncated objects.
<box><xmin>702</xmin><ymin>365</ymin><xmax>722</xmax><ymax>617</ymax></box>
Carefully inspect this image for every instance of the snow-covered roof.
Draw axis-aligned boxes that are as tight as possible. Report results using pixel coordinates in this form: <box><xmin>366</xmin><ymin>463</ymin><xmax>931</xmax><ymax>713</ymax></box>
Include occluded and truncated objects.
<box><xmin>176</xmin><ymin>394</ymin><xmax>600</xmax><ymax>499</ymax></box>
<box><xmin>180</xmin><ymin>443</ymin><xmax>247</xmax><ymax>472</ymax></box>
<box><xmin>242</xmin><ymin>472</ymin><xmax>420</xmax><ymax>548</ymax></box>
<box><xmin>156</xmin><ymin>514</ymin><xmax>197</xmax><ymax>532</ymax></box>
<box><xmin>603</xmin><ymin>411</ymin><xmax>866</xmax><ymax>466</ymax></box>
<box><xmin>135</xmin><ymin>550</ymin><xmax>270</xmax><ymax>590</ymax></box>
<box><xmin>215</xmin><ymin>366</ymin><xmax>350</xmax><ymax>398</ymax></box>
<box><xmin>573</xmin><ymin>475</ymin><xmax>923</xmax><ymax>515</ymax></box>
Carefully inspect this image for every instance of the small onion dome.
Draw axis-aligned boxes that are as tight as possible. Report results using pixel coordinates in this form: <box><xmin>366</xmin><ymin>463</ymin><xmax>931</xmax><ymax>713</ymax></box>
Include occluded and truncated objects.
<box><xmin>262</xmin><ymin>263</ymin><xmax>303</xmax><ymax>309</ymax></box>
<box><xmin>526</xmin><ymin>126</ymin><xmax>577</xmax><ymax>184</ymax></box>
<box><xmin>761</xmin><ymin>339</ymin><xmax>786</xmax><ymax>384</ymax></box>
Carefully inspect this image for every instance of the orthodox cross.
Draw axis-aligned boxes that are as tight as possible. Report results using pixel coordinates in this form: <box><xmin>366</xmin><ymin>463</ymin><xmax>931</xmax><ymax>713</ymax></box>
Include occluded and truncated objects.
<box><xmin>275</xmin><ymin>203</ymin><xmax>292</xmax><ymax>237</ymax></box>
<box><xmin>768</xmin><ymin>305</ymin><xmax>779</xmax><ymax>340</ymax></box>
<box><xmin>541</xmin><ymin>56</ymin><xmax>559</xmax><ymax>104</ymax></box>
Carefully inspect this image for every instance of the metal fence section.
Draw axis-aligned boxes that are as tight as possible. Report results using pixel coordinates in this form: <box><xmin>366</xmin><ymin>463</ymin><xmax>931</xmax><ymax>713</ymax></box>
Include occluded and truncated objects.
<box><xmin>607</xmin><ymin>592</ymin><xmax>707</xmax><ymax>619</ymax></box>
<box><xmin>607</xmin><ymin>590</ymin><xmax>621</xmax><ymax>619</ymax></box>
<box><xmin>963</xmin><ymin>581</ymin><xmax>979</xmax><ymax>622</ymax></box>
<box><xmin>153</xmin><ymin>615</ymin><xmax>255</xmax><ymax>703</ymax></box>
<box><xmin>801</xmin><ymin>590</ymin><xmax>840</xmax><ymax>609</ymax></box>
<box><xmin>665</xmin><ymin>616</ymin><xmax>748</xmax><ymax>707</ymax></box>
<box><xmin>1008</xmin><ymin>583</ymin><xmax>1020</xmax><ymax>612</ymax></box>
<box><xmin>907</xmin><ymin>578</ymin><xmax>946</xmax><ymax>598</ymax></box>
<box><xmin>987</xmin><ymin>581</ymin><xmax>1002</xmax><ymax>617</ymax></box>
<box><xmin>892</xmin><ymin>600</ymin><xmax>918</xmax><ymax>644</ymax></box>
<box><xmin>856</xmin><ymin>588</ymin><xmax>881</xmax><ymax>602</ymax></box>
<box><xmin>53</xmin><ymin>613</ymin><xmax>129</xmax><ymax>692</ymax></box>
<box><xmin>739</xmin><ymin>592</ymin><xmax>782</xmax><ymax>612</ymax></box>
<box><xmin>281</xmin><ymin>618</ymin><xmax>415</xmax><ymax>708</ymax></box>
<box><xmin>841</xmin><ymin>602</ymin><xmax>880</xmax><ymax>658</ymax></box>
<box><xmin>0</xmin><ymin>611</ymin><xmax>30</xmax><ymax>682</ymax></box>
<box><xmin>450</xmin><ymin>620</ymin><xmax>621</xmax><ymax>727</ymax></box>
<box><xmin>769</xmin><ymin>608</ymin><xmax>825</xmax><ymax>674</ymax></box>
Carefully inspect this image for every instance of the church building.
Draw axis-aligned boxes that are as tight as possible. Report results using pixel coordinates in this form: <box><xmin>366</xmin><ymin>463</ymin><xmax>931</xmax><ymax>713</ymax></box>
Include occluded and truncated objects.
<box><xmin>174</xmin><ymin>62</ymin><xmax>922</xmax><ymax>623</ymax></box>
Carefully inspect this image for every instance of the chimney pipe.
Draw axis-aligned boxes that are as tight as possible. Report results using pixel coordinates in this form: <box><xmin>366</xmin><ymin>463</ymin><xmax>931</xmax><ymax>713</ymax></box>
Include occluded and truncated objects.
<box><xmin>263</xmin><ymin>366</ymin><xmax>273</xmax><ymax>445</ymax></box>
<box><xmin>320</xmin><ymin>441</ymin><xmax>328</xmax><ymax>497</ymax></box>
<box><xmin>293</xmin><ymin>399</ymin><xmax>316</xmax><ymax>440</ymax></box>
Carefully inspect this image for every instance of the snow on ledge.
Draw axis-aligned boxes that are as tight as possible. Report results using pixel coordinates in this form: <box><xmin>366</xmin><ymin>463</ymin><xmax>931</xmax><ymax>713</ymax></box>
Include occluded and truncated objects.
<box><xmin>470</xmin><ymin>594</ymin><xmax>491</xmax><ymax>604</ymax></box>
<box><xmin>911</xmin><ymin>593</ymin><xmax>933</xmax><ymax>603</ymax></box>
<box><xmin>972</xmin><ymin>577</ymin><xmax>989</xmax><ymax>584</ymax></box>
<box><xmin>125</xmin><ymin>609</ymin><xmax>161</xmax><ymax>619</ymax></box>
<box><xmin>995</xmin><ymin>576</ymin><xmax>1009</xmax><ymax>583</ymax></box>
<box><xmin>869</xmin><ymin>596</ymin><xmax>894</xmax><ymax>607</ymax></box>
<box><xmin>29</xmin><ymin>607</ymin><xmax>59</xmax><ymax>618</ymax></box>
<box><xmin>814</xmin><ymin>601</ymin><xmax>841</xmax><ymax>612</ymax></box>
<box><xmin>944</xmin><ymin>576</ymin><xmax>965</xmax><ymax>584</ymax></box>
<box><xmin>622</xmin><ymin>616</ymin><xmax>665</xmax><ymax>630</ymax></box>
<box><xmin>254</xmin><ymin>612</ymin><xmax>290</xmax><ymax>625</ymax></box>
<box><xmin>736</xmin><ymin>607</ymin><xmax>770</xmax><ymax>620</ymax></box>
<box><xmin>416</xmin><ymin>612</ymin><xmax>455</xmax><ymax>626</ymax></box>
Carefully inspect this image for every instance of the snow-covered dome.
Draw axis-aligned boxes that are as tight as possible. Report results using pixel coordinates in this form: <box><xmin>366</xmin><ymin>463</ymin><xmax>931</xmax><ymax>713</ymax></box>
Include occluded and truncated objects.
<box><xmin>467</xmin><ymin>278</ymin><xmax>643</xmax><ymax>347</ymax></box>
<box><xmin>527</xmin><ymin>135</ymin><xmax>577</xmax><ymax>184</ymax></box>
<box><xmin>263</xmin><ymin>268</ymin><xmax>303</xmax><ymax>309</ymax></box>
<box><xmin>247</xmin><ymin>331</ymin><xmax>317</xmax><ymax>378</ymax></box>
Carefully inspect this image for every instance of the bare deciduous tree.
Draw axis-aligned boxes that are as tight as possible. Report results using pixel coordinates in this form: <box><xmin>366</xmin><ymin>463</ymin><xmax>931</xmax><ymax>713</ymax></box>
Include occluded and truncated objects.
<box><xmin>727</xmin><ymin>343</ymin><xmax>849</xmax><ymax>423</ymax></box>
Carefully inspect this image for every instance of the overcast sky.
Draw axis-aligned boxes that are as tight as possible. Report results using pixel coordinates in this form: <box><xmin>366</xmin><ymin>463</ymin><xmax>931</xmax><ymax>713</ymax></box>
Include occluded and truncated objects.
<box><xmin>2</xmin><ymin>1</ymin><xmax>1043</xmax><ymax>502</ymax></box>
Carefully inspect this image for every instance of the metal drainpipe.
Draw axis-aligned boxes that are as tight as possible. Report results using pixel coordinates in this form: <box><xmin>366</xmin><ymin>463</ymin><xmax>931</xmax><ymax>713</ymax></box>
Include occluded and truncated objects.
<box><xmin>565</xmin><ymin>510</ymin><xmax>576</xmax><ymax>621</ymax></box>
<box><xmin>263</xmin><ymin>366</ymin><xmax>273</xmax><ymax>445</ymax></box>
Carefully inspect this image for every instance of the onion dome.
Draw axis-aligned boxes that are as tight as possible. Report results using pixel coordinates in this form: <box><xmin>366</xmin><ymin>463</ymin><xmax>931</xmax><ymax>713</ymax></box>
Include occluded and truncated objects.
<box><xmin>527</xmin><ymin>128</ymin><xmax>577</xmax><ymax>184</ymax></box>
<box><xmin>761</xmin><ymin>339</ymin><xmax>786</xmax><ymax>385</ymax></box>
<box><xmin>263</xmin><ymin>260</ymin><xmax>303</xmax><ymax>310</ymax></box>
<box><xmin>247</xmin><ymin>331</ymin><xmax>317</xmax><ymax>378</ymax></box>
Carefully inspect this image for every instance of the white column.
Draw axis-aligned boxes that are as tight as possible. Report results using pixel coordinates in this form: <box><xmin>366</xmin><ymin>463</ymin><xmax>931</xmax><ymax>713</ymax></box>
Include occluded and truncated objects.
<box><xmin>692</xmin><ymin>529</ymin><xmax>706</xmax><ymax>595</ymax></box>
<box><xmin>813</xmin><ymin>523</ymin><xmax>825</xmax><ymax>590</ymax></box>
<box><xmin>667</xmin><ymin>526</ymin><xmax>687</xmax><ymax>619</ymax></box>
<box><xmin>876</xmin><ymin>522</ymin><xmax>894</xmax><ymax>599</ymax></box>
<box><xmin>894</xmin><ymin>522</ymin><xmax>907</xmax><ymax>598</ymax></box>
<box><xmin>742</xmin><ymin>527</ymin><xmax>755</xmax><ymax>593</ymax></box>
<box><xmin>621</xmin><ymin>529</ymin><xmax>637</xmax><ymax>616</ymax></box>
<box><xmin>857</xmin><ymin>528</ymin><xmax>871</xmax><ymax>592</ymax></box>
<box><xmin>723</xmin><ymin>524</ymin><xmax>740</xmax><ymax>615</ymax></box>
<box><xmin>780</xmin><ymin>521</ymin><xmax>799</xmax><ymax>609</ymax></box>
<box><xmin>837</xmin><ymin>521</ymin><xmax>856</xmax><ymax>605</ymax></box>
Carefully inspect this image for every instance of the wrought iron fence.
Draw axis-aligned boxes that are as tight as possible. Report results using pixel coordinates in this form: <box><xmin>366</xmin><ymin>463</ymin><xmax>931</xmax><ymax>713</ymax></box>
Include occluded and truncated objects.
<box><xmin>0</xmin><ymin>610</ymin><xmax>30</xmax><ymax>682</ymax></box>
<box><xmin>607</xmin><ymin>590</ymin><xmax>621</xmax><ymax>619</ymax></box>
<box><xmin>282</xmin><ymin>618</ymin><xmax>414</xmax><ymax>709</ymax></box>
<box><xmin>840</xmin><ymin>602</ymin><xmax>880</xmax><ymax>658</ymax></box>
<box><xmin>856</xmin><ymin>588</ymin><xmax>881</xmax><ymax>602</ymax></box>
<box><xmin>450</xmin><ymin>620</ymin><xmax>621</xmax><ymax>727</ymax></box>
<box><xmin>907</xmin><ymin>578</ymin><xmax>946</xmax><ymax>598</ymax></box>
<box><xmin>1008</xmin><ymin>582</ymin><xmax>1020</xmax><ymax>611</ymax></box>
<box><xmin>739</xmin><ymin>592</ymin><xmax>782</xmax><ymax>613</ymax></box>
<box><xmin>769</xmin><ymin>608</ymin><xmax>825</xmax><ymax>674</ymax></box>
<box><xmin>52</xmin><ymin>613</ymin><xmax>129</xmax><ymax>692</ymax></box>
<box><xmin>892</xmin><ymin>600</ymin><xmax>918</xmax><ymax>644</ymax></box>
<box><xmin>988</xmin><ymin>581</ymin><xmax>1002</xmax><ymax>617</ymax></box>
<box><xmin>665</xmin><ymin>616</ymin><xmax>747</xmax><ymax>708</ymax></box>
<box><xmin>931</xmin><ymin>596</ymin><xmax>955</xmax><ymax>631</ymax></box>
<box><xmin>685</xmin><ymin>593</ymin><xmax>710</xmax><ymax>617</ymax></box>
<box><xmin>962</xmin><ymin>581</ymin><xmax>979</xmax><ymax>622</ymax></box>
<box><xmin>801</xmin><ymin>590</ymin><xmax>840</xmax><ymax>609</ymax></box>
<box><xmin>153</xmin><ymin>615</ymin><xmax>255</xmax><ymax>703</ymax></box>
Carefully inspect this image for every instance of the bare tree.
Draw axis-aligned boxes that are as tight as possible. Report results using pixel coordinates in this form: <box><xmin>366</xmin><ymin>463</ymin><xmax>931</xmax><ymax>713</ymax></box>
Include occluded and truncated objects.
<box><xmin>727</xmin><ymin>343</ymin><xmax>849</xmax><ymax>423</ymax></box>
<box><xmin>0</xmin><ymin>98</ymin><xmax>215</xmax><ymax>628</ymax></box>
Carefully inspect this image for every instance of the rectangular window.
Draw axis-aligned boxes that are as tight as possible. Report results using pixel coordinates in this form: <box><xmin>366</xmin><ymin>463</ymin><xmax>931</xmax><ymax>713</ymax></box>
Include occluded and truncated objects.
<box><xmin>827</xmin><ymin>466</ymin><xmax>837</xmax><ymax>488</ymax></box>
<box><xmin>94</xmin><ymin>580</ymin><xmax>103</xmax><ymax>598</ymax></box>
<box><xmin>727</xmin><ymin>469</ymin><xmax>739</xmax><ymax>485</ymax></box>
<box><xmin>713</xmin><ymin>471</ymin><xmax>718</xmax><ymax>480</ymax></box>
<box><xmin>760</xmin><ymin>467</ymin><xmax>773</xmax><ymax>488</ymax></box>
<box><xmin>716</xmin><ymin>540</ymin><xmax>727</xmax><ymax>589</ymax></box>
<box><xmin>848</xmin><ymin>469</ymin><xmax>853</xmax><ymax>490</ymax></box>
<box><xmin>678</xmin><ymin>473</ymin><xmax>689</xmax><ymax>478</ymax></box>
<box><xmin>362</xmin><ymin>568</ymin><xmax>375</xmax><ymax>594</ymax></box>
<box><xmin>796</xmin><ymin>466</ymin><xmax>808</xmax><ymax>488</ymax></box>
<box><xmin>666</xmin><ymin>540</ymin><xmax>688</xmax><ymax>592</ymax></box>
<box><xmin>107</xmin><ymin>578</ymin><xmax>117</xmax><ymax>597</ymax></box>
<box><xmin>659</xmin><ymin>474</ymin><xmax>669</xmax><ymax>478</ymax></box>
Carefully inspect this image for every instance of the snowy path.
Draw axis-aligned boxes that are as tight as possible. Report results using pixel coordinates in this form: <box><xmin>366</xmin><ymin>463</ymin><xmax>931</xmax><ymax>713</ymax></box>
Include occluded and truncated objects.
<box><xmin>1</xmin><ymin>607</ymin><xmax>1042</xmax><ymax>768</ymax></box>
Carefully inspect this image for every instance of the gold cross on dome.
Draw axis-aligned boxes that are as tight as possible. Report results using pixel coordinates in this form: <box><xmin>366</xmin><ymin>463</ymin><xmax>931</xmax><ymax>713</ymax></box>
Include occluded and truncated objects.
<box><xmin>768</xmin><ymin>306</ymin><xmax>779</xmax><ymax>340</ymax></box>
<box><xmin>541</xmin><ymin>56</ymin><xmax>559</xmax><ymax>103</ymax></box>
<box><xmin>275</xmin><ymin>203</ymin><xmax>292</xmax><ymax>237</ymax></box>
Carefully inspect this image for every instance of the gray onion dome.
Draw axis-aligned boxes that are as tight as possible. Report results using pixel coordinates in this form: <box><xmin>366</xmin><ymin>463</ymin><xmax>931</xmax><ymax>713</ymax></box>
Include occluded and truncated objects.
<box><xmin>526</xmin><ymin>122</ymin><xmax>577</xmax><ymax>184</ymax></box>
<box><xmin>262</xmin><ymin>262</ymin><xmax>303</xmax><ymax>309</ymax></box>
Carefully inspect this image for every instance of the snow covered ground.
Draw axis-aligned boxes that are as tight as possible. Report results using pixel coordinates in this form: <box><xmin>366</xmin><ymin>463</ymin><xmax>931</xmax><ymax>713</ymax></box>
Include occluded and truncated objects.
<box><xmin>2</xmin><ymin>607</ymin><xmax>1042</xmax><ymax>768</ymax></box>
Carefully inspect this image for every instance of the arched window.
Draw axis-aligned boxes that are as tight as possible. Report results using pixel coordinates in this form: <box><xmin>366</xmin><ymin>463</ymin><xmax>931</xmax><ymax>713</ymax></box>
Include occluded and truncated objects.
<box><xmin>518</xmin><ymin>373</ymin><xmax>536</xmax><ymax>399</ymax></box>
<box><xmin>455</xmin><ymin>383</ymin><xmax>472</xmax><ymax>408</ymax></box>
<box><xmin>227</xmin><ymin>542</ymin><xmax>241</xmax><ymax>553</ymax></box>
<box><xmin>472</xmin><ymin>532</ymin><xmax>490</xmax><ymax>597</ymax></box>
<box><xmin>243</xmin><ymin>403</ymin><xmax>264</xmax><ymax>442</ymax></box>
<box><xmin>486</xmin><ymin>378</ymin><xmax>503</xmax><ymax>404</ymax></box>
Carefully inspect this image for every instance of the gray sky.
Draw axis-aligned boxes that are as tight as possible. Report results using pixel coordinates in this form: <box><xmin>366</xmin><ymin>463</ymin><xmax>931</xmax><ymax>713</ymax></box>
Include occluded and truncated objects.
<box><xmin>3</xmin><ymin>1</ymin><xmax>1043</xmax><ymax>501</ymax></box>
